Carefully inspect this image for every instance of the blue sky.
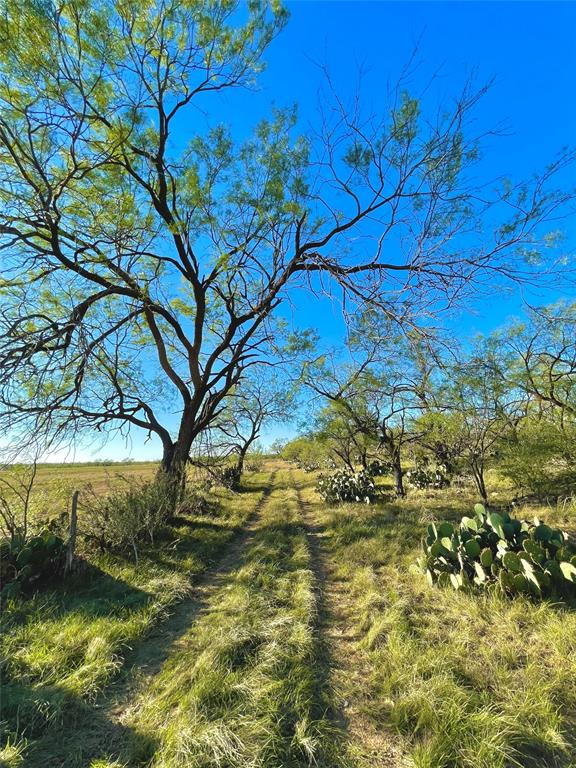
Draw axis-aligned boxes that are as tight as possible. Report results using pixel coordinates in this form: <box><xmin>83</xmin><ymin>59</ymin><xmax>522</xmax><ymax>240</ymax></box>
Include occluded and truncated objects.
<box><xmin>51</xmin><ymin>1</ymin><xmax>576</xmax><ymax>461</ymax></box>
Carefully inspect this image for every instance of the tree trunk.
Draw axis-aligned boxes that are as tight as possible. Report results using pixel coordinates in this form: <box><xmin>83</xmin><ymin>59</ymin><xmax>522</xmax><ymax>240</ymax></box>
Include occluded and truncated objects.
<box><xmin>159</xmin><ymin>440</ymin><xmax>190</xmax><ymax>512</ymax></box>
<box><xmin>392</xmin><ymin>451</ymin><xmax>405</xmax><ymax>497</ymax></box>
<box><xmin>471</xmin><ymin>460</ymin><xmax>488</xmax><ymax>501</ymax></box>
<box><xmin>233</xmin><ymin>445</ymin><xmax>249</xmax><ymax>489</ymax></box>
<box><xmin>64</xmin><ymin>490</ymin><xmax>79</xmax><ymax>575</ymax></box>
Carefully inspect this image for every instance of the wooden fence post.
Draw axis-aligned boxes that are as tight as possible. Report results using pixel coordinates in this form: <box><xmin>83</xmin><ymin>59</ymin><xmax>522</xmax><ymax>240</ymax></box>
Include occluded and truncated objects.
<box><xmin>65</xmin><ymin>490</ymin><xmax>79</xmax><ymax>575</ymax></box>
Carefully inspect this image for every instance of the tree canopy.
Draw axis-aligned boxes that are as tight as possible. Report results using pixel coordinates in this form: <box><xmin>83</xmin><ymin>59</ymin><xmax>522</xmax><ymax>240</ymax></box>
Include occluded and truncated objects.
<box><xmin>1</xmin><ymin>0</ymin><xmax>574</xmax><ymax>490</ymax></box>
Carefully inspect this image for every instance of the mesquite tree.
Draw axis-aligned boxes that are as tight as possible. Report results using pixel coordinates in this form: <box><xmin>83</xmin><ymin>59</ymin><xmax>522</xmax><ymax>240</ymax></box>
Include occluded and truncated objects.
<box><xmin>505</xmin><ymin>303</ymin><xmax>576</xmax><ymax>419</ymax></box>
<box><xmin>313</xmin><ymin>403</ymin><xmax>377</xmax><ymax>471</ymax></box>
<box><xmin>212</xmin><ymin>372</ymin><xmax>291</xmax><ymax>485</ymax></box>
<box><xmin>304</xmin><ymin>317</ymin><xmax>434</xmax><ymax>496</ymax></box>
<box><xmin>1</xmin><ymin>0</ymin><xmax>574</xmax><ymax>499</ymax></box>
<box><xmin>441</xmin><ymin>341</ymin><xmax>528</xmax><ymax>500</ymax></box>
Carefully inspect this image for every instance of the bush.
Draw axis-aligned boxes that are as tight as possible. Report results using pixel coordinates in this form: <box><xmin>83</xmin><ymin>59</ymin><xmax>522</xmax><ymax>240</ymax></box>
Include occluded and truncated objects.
<box><xmin>245</xmin><ymin>446</ymin><xmax>265</xmax><ymax>472</ymax></box>
<box><xmin>418</xmin><ymin>503</ymin><xmax>576</xmax><ymax>599</ymax></box>
<box><xmin>366</xmin><ymin>458</ymin><xmax>392</xmax><ymax>476</ymax></box>
<box><xmin>218</xmin><ymin>465</ymin><xmax>242</xmax><ymax>490</ymax></box>
<box><xmin>316</xmin><ymin>469</ymin><xmax>376</xmax><ymax>504</ymax></box>
<box><xmin>499</xmin><ymin>420</ymin><xmax>576</xmax><ymax>498</ymax></box>
<box><xmin>281</xmin><ymin>436</ymin><xmax>331</xmax><ymax>469</ymax></box>
<box><xmin>82</xmin><ymin>478</ymin><xmax>172</xmax><ymax>560</ymax></box>
<box><xmin>406</xmin><ymin>463</ymin><xmax>450</xmax><ymax>489</ymax></box>
<box><xmin>0</xmin><ymin>525</ymin><xmax>66</xmax><ymax>601</ymax></box>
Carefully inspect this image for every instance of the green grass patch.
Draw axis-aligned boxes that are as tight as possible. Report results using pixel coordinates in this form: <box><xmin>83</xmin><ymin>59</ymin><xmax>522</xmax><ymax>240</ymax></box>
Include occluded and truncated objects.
<box><xmin>84</xmin><ymin>470</ymin><xmax>347</xmax><ymax>768</ymax></box>
<box><xmin>0</xmin><ymin>473</ymin><xmax>269</xmax><ymax>759</ymax></box>
<box><xmin>303</xmin><ymin>474</ymin><xmax>576</xmax><ymax>768</ymax></box>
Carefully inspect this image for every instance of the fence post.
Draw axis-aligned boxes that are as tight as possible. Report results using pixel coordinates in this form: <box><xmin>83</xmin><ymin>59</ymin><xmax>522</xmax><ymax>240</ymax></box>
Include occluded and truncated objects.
<box><xmin>65</xmin><ymin>490</ymin><xmax>79</xmax><ymax>575</ymax></box>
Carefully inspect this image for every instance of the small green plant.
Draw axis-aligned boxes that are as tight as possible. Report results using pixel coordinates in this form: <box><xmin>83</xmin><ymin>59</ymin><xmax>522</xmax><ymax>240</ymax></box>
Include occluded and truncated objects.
<box><xmin>316</xmin><ymin>469</ymin><xmax>376</xmax><ymax>504</ymax></box>
<box><xmin>0</xmin><ymin>525</ymin><xmax>66</xmax><ymax>601</ymax></box>
<box><xmin>82</xmin><ymin>477</ymin><xmax>172</xmax><ymax>560</ymax></box>
<box><xmin>418</xmin><ymin>503</ymin><xmax>576</xmax><ymax>598</ymax></box>
<box><xmin>406</xmin><ymin>463</ymin><xmax>450</xmax><ymax>489</ymax></box>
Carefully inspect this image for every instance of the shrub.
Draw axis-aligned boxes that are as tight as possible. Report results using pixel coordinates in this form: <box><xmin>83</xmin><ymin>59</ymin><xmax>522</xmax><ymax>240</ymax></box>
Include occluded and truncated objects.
<box><xmin>81</xmin><ymin>477</ymin><xmax>172</xmax><ymax>560</ymax></box>
<box><xmin>406</xmin><ymin>463</ymin><xmax>450</xmax><ymax>489</ymax></box>
<box><xmin>499</xmin><ymin>419</ymin><xmax>576</xmax><ymax>498</ymax></box>
<box><xmin>418</xmin><ymin>503</ymin><xmax>576</xmax><ymax>599</ymax></box>
<box><xmin>0</xmin><ymin>525</ymin><xmax>66</xmax><ymax>601</ymax></box>
<box><xmin>366</xmin><ymin>458</ymin><xmax>392</xmax><ymax>476</ymax></box>
<box><xmin>281</xmin><ymin>436</ymin><xmax>331</xmax><ymax>469</ymax></box>
<box><xmin>218</xmin><ymin>465</ymin><xmax>242</xmax><ymax>490</ymax></box>
<box><xmin>245</xmin><ymin>446</ymin><xmax>265</xmax><ymax>472</ymax></box>
<box><xmin>316</xmin><ymin>469</ymin><xmax>376</xmax><ymax>504</ymax></box>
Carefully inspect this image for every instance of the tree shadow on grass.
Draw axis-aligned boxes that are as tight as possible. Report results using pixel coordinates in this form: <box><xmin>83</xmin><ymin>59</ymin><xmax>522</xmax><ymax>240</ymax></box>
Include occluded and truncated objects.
<box><xmin>236</xmin><ymin>480</ymin><xmax>273</xmax><ymax>494</ymax></box>
<box><xmin>503</xmin><ymin>735</ymin><xmax>575</xmax><ymax>768</ymax></box>
<box><xmin>1</xmin><ymin>675</ymin><xmax>158</xmax><ymax>768</ymax></box>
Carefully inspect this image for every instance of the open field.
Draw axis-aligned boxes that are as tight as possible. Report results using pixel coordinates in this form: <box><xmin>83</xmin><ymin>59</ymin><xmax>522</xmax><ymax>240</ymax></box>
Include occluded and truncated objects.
<box><xmin>29</xmin><ymin>462</ymin><xmax>160</xmax><ymax>491</ymax></box>
<box><xmin>0</xmin><ymin>462</ymin><xmax>161</xmax><ymax>523</ymax></box>
<box><xmin>1</xmin><ymin>461</ymin><xmax>575</xmax><ymax>767</ymax></box>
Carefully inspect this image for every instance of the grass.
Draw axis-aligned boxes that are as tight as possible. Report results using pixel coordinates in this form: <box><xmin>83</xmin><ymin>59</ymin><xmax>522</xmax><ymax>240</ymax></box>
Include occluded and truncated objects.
<box><xmin>86</xmin><ymin>469</ymin><xmax>346</xmax><ymax>768</ymax></box>
<box><xmin>2</xmin><ymin>462</ymin><xmax>575</xmax><ymax>767</ymax></box>
<box><xmin>0</xmin><ymin>471</ymin><xmax>270</xmax><ymax>762</ymax></box>
<box><xmin>0</xmin><ymin>461</ymin><xmax>160</xmax><ymax>524</ymax></box>
<box><xmin>299</xmin><ymin>471</ymin><xmax>576</xmax><ymax>768</ymax></box>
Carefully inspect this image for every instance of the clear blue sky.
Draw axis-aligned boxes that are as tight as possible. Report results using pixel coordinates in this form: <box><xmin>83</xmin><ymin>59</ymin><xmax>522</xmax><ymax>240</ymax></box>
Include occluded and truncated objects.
<box><xmin>53</xmin><ymin>1</ymin><xmax>576</xmax><ymax>462</ymax></box>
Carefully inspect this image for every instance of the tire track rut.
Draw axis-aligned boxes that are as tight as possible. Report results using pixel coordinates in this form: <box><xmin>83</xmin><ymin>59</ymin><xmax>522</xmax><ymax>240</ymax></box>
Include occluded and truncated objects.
<box><xmin>293</xmin><ymin>471</ymin><xmax>406</xmax><ymax>768</ymax></box>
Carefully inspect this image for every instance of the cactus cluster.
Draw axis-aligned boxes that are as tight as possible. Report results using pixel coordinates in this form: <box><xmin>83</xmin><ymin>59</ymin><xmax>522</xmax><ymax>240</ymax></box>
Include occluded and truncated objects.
<box><xmin>418</xmin><ymin>503</ymin><xmax>576</xmax><ymax>598</ymax></box>
<box><xmin>1</xmin><ymin>528</ymin><xmax>66</xmax><ymax>601</ymax></box>
<box><xmin>316</xmin><ymin>468</ymin><xmax>376</xmax><ymax>504</ymax></box>
<box><xmin>366</xmin><ymin>459</ymin><xmax>393</xmax><ymax>477</ymax></box>
<box><xmin>406</xmin><ymin>463</ymin><xmax>450</xmax><ymax>490</ymax></box>
<box><xmin>296</xmin><ymin>458</ymin><xmax>337</xmax><ymax>472</ymax></box>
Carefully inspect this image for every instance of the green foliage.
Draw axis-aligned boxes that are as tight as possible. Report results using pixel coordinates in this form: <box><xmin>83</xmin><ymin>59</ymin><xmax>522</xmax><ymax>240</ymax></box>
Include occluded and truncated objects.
<box><xmin>0</xmin><ymin>526</ymin><xmax>66</xmax><ymax>600</ymax></box>
<box><xmin>419</xmin><ymin>504</ymin><xmax>576</xmax><ymax>599</ymax></box>
<box><xmin>81</xmin><ymin>477</ymin><xmax>173</xmax><ymax>558</ymax></box>
<box><xmin>281</xmin><ymin>436</ymin><xmax>332</xmax><ymax>471</ymax></box>
<box><xmin>245</xmin><ymin>449</ymin><xmax>265</xmax><ymax>473</ymax></box>
<box><xmin>406</xmin><ymin>463</ymin><xmax>450</xmax><ymax>490</ymax></box>
<box><xmin>500</xmin><ymin>417</ymin><xmax>576</xmax><ymax>498</ymax></box>
<box><xmin>366</xmin><ymin>458</ymin><xmax>392</xmax><ymax>476</ymax></box>
<box><xmin>316</xmin><ymin>469</ymin><xmax>376</xmax><ymax>505</ymax></box>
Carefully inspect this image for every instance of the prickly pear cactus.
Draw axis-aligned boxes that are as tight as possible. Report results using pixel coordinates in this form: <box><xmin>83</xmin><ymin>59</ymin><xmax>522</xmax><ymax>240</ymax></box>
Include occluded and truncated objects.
<box><xmin>417</xmin><ymin>504</ymin><xmax>576</xmax><ymax>600</ymax></box>
<box><xmin>406</xmin><ymin>463</ymin><xmax>450</xmax><ymax>490</ymax></box>
<box><xmin>1</xmin><ymin>528</ymin><xmax>66</xmax><ymax>601</ymax></box>
<box><xmin>316</xmin><ymin>469</ymin><xmax>376</xmax><ymax>504</ymax></box>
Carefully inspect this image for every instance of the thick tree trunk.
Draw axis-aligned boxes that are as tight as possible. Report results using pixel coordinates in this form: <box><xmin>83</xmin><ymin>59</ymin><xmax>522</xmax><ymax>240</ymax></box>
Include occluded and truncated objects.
<box><xmin>159</xmin><ymin>439</ymin><xmax>191</xmax><ymax>513</ymax></box>
<box><xmin>392</xmin><ymin>451</ymin><xmax>405</xmax><ymax>497</ymax></box>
